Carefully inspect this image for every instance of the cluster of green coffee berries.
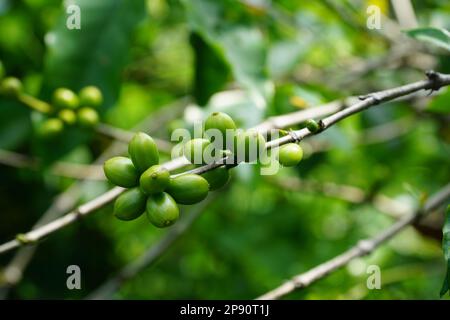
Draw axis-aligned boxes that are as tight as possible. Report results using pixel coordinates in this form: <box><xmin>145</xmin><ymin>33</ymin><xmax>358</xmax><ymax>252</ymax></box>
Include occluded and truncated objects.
<box><xmin>0</xmin><ymin>62</ymin><xmax>102</xmax><ymax>139</ymax></box>
<box><xmin>38</xmin><ymin>86</ymin><xmax>102</xmax><ymax>138</ymax></box>
<box><xmin>103</xmin><ymin>112</ymin><xmax>304</xmax><ymax>228</ymax></box>
<box><xmin>104</xmin><ymin>131</ymin><xmax>230</xmax><ymax>227</ymax></box>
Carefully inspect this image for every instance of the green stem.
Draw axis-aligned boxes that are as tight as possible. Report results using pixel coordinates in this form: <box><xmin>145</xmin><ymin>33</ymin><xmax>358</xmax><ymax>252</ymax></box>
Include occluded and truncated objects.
<box><xmin>17</xmin><ymin>93</ymin><xmax>52</xmax><ymax>114</ymax></box>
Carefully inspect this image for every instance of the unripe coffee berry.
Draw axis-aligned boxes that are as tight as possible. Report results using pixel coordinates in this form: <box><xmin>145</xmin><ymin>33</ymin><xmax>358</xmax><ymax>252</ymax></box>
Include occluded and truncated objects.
<box><xmin>167</xmin><ymin>174</ymin><xmax>209</xmax><ymax>205</ymax></box>
<box><xmin>58</xmin><ymin>109</ymin><xmax>77</xmax><ymax>125</ymax></box>
<box><xmin>233</xmin><ymin>129</ymin><xmax>266</xmax><ymax>163</ymax></box>
<box><xmin>79</xmin><ymin>86</ymin><xmax>103</xmax><ymax>108</ymax></box>
<box><xmin>38</xmin><ymin>118</ymin><xmax>64</xmax><ymax>139</ymax></box>
<box><xmin>140</xmin><ymin>165</ymin><xmax>170</xmax><ymax>195</ymax></box>
<box><xmin>204</xmin><ymin>112</ymin><xmax>236</xmax><ymax>148</ymax></box>
<box><xmin>52</xmin><ymin>88</ymin><xmax>79</xmax><ymax>109</ymax></box>
<box><xmin>305</xmin><ymin>119</ymin><xmax>320</xmax><ymax>133</ymax></box>
<box><xmin>128</xmin><ymin>132</ymin><xmax>159</xmax><ymax>173</ymax></box>
<box><xmin>277</xmin><ymin>143</ymin><xmax>303</xmax><ymax>167</ymax></box>
<box><xmin>114</xmin><ymin>187</ymin><xmax>147</xmax><ymax>221</ymax></box>
<box><xmin>146</xmin><ymin>192</ymin><xmax>179</xmax><ymax>228</ymax></box>
<box><xmin>1</xmin><ymin>77</ymin><xmax>23</xmax><ymax>97</ymax></box>
<box><xmin>183</xmin><ymin>138</ymin><xmax>212</xmax><ymax>164</ymax></box>
<box><xmin>104</xmin><ymin>156</ymin><xmax>139</xmax><ymax>188</ymax></box>
<box><xmin>201</xmin><ymin>166</ymin><xmax>230</xmax><ymax>191</ymax></box>
<box><xmin>77</xmin><ymin>107</ymin><xmax>99</xmax><ymax>127</ymax></box>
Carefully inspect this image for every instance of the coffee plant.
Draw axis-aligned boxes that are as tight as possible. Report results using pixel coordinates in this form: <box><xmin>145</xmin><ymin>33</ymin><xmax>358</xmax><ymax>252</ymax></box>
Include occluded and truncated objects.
<box><xmin>0</xmin><ymin>0</ymin><xmax>449</xmax><ymax>302</ymax></box>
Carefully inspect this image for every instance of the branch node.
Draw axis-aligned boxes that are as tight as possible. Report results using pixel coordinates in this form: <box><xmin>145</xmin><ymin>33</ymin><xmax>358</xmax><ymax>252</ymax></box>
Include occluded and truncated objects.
<box><xmin>357</xmin><ymin>239</ymin><xmax>375</xmax><ymax>255</ymax></box>
<box><xmin>15</xmin><ymin>233</ymin><xmax>36</xmax><ymax>246</ymax></box>
<box><xmin>425</xmin><ymin>70</ymin><xmax>443</xmax><ymax>93</ymax></box>
<box><xmin>288</xmin><ymin>130</ymin><xmax>302</xmax><ymax>142</ymax></box>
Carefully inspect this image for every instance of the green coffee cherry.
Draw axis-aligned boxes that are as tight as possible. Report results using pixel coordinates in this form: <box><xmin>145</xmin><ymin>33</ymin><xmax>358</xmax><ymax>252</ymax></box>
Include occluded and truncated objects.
<box><xmin>52</xmin><ymin>88</ymin><xmax>79</xmax><ymax>109</ymax></box>
<box><xmin>183</xmin><ymin>138</ymin><xmax>212</xmax><ymax>164</ymax></box>
<box><xmin>77</xmin><ymin>107</ymin><xmax>99</xmax><ymax>127</ymax></box>
<box><xmin>0</xmin><ymin>77</ymin><xmax>23</xmax><ymax>97</ymax></box>
<box><xmin>128</xmin><ymin>132</ymin><xmax>159</xmax><ymax>173</ymax></box>
<box><xmin>305</xmin><ymin>119</ymin><xmax>320</xmax><ymax>133</ymax></box>
<box><xmin>146</xmin><ymin>192</ymin><xmax>179</xmax><ymax>228</ymax></box>
<box><xmin>277</xmin><ymin>143</ymin><xmax>303</xmax><ymax>167</ymax></box>
<box><xmin>0</xmin><ymin>61</ymin><xmax>4</xmax><ymax>80</ymax></box>
<box><xmin>38</xmin><ymin>118</ymin><xmax>64</xmax><ymax>139</ymax></box>
<box><xmin>103</xmin><ymin>156</ymin><xmax>139</xmax><ymax>188</ymax></box>
<box><xmin>233</xmin><ymin>130</ymin><xmax>266</xmax><ymax>163</ymax></box>
<box><xmin>201</xmin><ymin>166</ymin><xmax>230</xmax><ymax>191</ymax></box>
<box><xmin>167</xmin><ymin>174</ymin><xmax>209</xmax><ymax>205</ymax></box>
<box><xmin>140</xmin><ymin>165</ymin><xmax>170</xmax><ymax>195</ymax></box>
<box><xmin>204</xmin><ymin>112</ymin><xmax>236</xmax><ymax>148</ymax></box>
<box><xmin>79</xmin><ymin>86</ymin><xmax>103</xmax><ymax>108</ymax></box>
<box><xmin>114</xmin><ymin>188</ymin><xmax>147</xmax><ymax>221</ymax></box>
<box><xmin>58</xmin><ymin>109</ymin><xmax>77</xmax><ymax>125</ymax></box>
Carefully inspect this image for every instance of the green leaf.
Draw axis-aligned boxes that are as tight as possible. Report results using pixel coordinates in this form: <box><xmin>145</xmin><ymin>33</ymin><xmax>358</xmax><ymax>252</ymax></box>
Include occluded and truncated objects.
<box><xmin>405</xmin><ymin>27</ymin><xmax>450</xmax><ymax>52</ymax></box>
<box><xmin>441</xmin><ymin>205</ymin><xmax>450</xmax><ymax>297</ymax></box>
<box><xmin>182</xmin><ymin>0</ymin><xmax>273</xmax><ymax>109</ymax></box>
<box><xmin>190</xmin><ymin>32</ymin><xmax>230</xmax><ymax>106</ymax></box>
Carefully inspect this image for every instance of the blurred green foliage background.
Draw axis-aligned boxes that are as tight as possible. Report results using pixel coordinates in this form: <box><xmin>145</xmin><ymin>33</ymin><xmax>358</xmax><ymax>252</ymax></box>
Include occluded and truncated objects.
<box><xmin>0</xmin><ymin>0</ymin><xmax>449</xmax><ymax>299</ymax></box>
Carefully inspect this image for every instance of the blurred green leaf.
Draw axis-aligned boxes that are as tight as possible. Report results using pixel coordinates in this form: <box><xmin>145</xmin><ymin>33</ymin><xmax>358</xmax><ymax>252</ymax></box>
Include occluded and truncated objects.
<box><xmin>190</xmin><ymin>32</ymin><xmax>230</xmax><ymax>106</ymax></box>
<box><xmin>42</xmin><ymin>0</ymin><xmax>146</xmax><ymax>108</ymax></box>
<box><xmin>440</xmin><ymin>205</ymin><xmax>450</xmax><ymax>297</ymax></box>
<box><xmin>182</xmin><ymin>0</ymin><xmax>273</xmax><ymax>109</ymax></box>
<box><xmin>405</xmin><ymin>27</ymin><xmax>450</xmax><ymax>52</ymax></box>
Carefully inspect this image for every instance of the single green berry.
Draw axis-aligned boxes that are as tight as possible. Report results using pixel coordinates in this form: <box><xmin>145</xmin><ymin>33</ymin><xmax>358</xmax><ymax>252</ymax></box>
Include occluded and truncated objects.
<box><xmin>114</xmin><ymin>187</ymin><xmax>147</xmax><ymax>221</ymax></box>
<box><xmin>38</xmin><ymin>118</ymin><xmax>64</xmax><ymax>139</ymax></box>
<box><xmin>103</xmin><ymin>156</ymin><xmax>139</xmax><ymax>188</ymax></box>
<box><xmin>0</xmin><ymin>77</ymin><xmax>23</xmax><ymax>97</ymax></box>
<box><xmin>233</xmin><ymin>129</ymin><xmax>266</xmax><ymax>163</ymax></box>
<box><xmin>305</xmin><ymin>119</ymin><xmax>320</xmax><ymax>133</ymax></box>
<box><xmin>140</xmin><ymin>165</ymin><xmax>170</xmax><ymax>195</ymax></box>
<box><xmin>183</xmin><ymin>138</ymin><xmax>212</xmax><ymax>164</ymax></box>
<box><xmin>77</xmin><ymin>107</ymin><xmax>99</xmax><ymax>127</ymax></box>
<box><xmin>201</xmin><ymin>166</ymin><xmax>230</xmax><ymax>191</ymax></box>
<box><xmin>204</xmin><ymin>112</ymin><xmax>237</xmax><ymax>149</ymax></box>
<box><xmin>52</xmin><ymin>88</ymin><xmax>79</xmax><ymax>109</ymax></box>
<box><xmin>79</xmin><ymin>86</ymin><xmax>103</xmax><ymax>108</ymax></box>
<box><xmin>167</xmin><ymin>174</ymin><xmax>209</xmax><ymax>205</ymax></box>
<box><xmin>0</xmin><ymin>61</ymin><xmax>4</xmax><ymax>80</ymax></box>
<box><xmin>146</xmin><ymin>192</ymin><xmax>179</xmax><ymax>228</ymax></box>
<box><xmin>128</xmin><ymin>132</ymin><xmax>159</xmax><ymax>173</ymax></box>
<box><xmin>277</xmin><ymin>143</ymin><xmax>303</xmax><ymax>167</ymax></box>
<box><xmin>58</xmin><ymin>109</ymin><xmax>77</xmax><ymax>125</ymax></box>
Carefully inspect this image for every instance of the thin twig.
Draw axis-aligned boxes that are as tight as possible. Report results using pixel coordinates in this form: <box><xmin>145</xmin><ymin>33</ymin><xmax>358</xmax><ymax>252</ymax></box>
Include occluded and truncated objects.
<box><xmin>256</xmin><ymin>183</ymin><xmax>450</xmax><ymax>300</ymax></box>
<box><xmin>0</xmin><ymin>72</ymin><xmax>448</xmax><ymax>256</ymax></box>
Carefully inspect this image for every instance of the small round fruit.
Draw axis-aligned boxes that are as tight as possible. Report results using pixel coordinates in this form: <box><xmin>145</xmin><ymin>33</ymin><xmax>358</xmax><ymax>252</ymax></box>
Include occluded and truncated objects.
<box><xmin>103</xmin><ymin>156</ymin><xmax>139</xmax><ymax>188</ymax></box>
<box><xmin>79</xmin><ymin>86</ymin><xmax>103</xmax><ymax>108</ymax></box>
<box><xmin>204</xmin><ymin>112</ymin><xmax>236</xmax><ymax>148</ymax></box>
<box><xmin>277</xmin><ymin>143</ymin><xmax>303</xmax><ymax>167</ymax></box>
<box><xmin>146</xmin><ymin>192</ymin><xmax>179</xmax><ymax>228</ymax></box>
<box><xmin>0</xmin><ymin>77</ymin><xmax>22</xmax><ymax>97</ymax></box>
<box><xmin>77</xmin><ymin>107</ymin><xmax>99</xmax><ymax>127</ymax></box>
<box><xmin>305</xmin><ymin>119</ymin><xmax>320</xmax><ymax>133</ymax></box>
<box><xmin>201</xmin><ymin>166</ymin><xmax>230</xmax><ymax>191</ymax></box>
<box><xmin>0</xmin><ymin>61</ymin><xmax>4</xmax><ymax>80</ymax></box>
<box><xmin>183</xmin><ymin>138</ymin><xmax>211</xmax><ymax>164</ymax></box>
<box><xmin>140</xmin><ymin>165</ymin><xmax>170</xmax><ymax>195</ymax></box>
<box><xmin>167</xmin><ymin>174</ymin><xmax>209</xmax><ymax>205</ymax></box>
<box><xmin>128</xmin><ymin>132</ymin><xmax>159</xmax><ymax>173</ymax></box>
<box><xmin>52</xmin><ymin>88</ymin><xmax>79</xmax><ymax>109</ymax></box>
<box><xmin>38</xmin><ymin>118</ymin><xmax>64</xmax><ymax>139</ymax></box>
<box><xmin>58</xmin><ymin>109</ymin><xmax>77</xmax><ymax>125</ymax></box>
<box><xmin>233</xmin><ymin>130</ymin><xmax>266</xmax><ymax>163</ymax></box>
<box><xmin>114</xmin><ymin>188</ymin><xmax>147</xmax><ymax>221</ymax></box>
